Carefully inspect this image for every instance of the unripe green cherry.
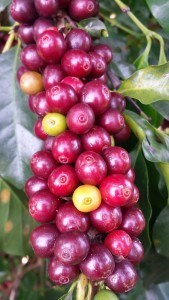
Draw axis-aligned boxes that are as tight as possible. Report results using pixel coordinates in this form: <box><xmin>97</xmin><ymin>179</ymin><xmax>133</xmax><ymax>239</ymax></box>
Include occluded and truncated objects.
<box><xmin>94</xmin><ymin>289</ymin><xmax>119</xmax><ymax>300</ymax></box>
<box><xmin>42</xmin><ymin>113</ymin><xmax>67</xmax><ymax>136</ymax></box>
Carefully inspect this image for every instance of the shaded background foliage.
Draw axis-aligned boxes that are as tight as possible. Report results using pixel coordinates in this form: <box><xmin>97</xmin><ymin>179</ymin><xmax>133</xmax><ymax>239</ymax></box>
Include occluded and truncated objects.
<box><xmin>1</xmin><ymin>0</ymin><xmax>169</xmax><ymax>299</ymax></box>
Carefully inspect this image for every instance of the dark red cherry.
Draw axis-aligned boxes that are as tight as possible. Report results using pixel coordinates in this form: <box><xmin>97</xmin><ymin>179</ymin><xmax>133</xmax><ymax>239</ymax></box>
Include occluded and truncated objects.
<box><xmin>126</xmin><ymin>237</ymin><xmax>144</xmax><ymax>265</ymax></box>
<box><xmin>30</xmin><ymin>223</ymin><xmax>60</xmax><ymax>257</ymax></box>
<box><xmin>10</xmin><ymin>0</ymin><xmax>37</xmax><ymax>23</ymax></box>
<box><xmin>90</xmin><ymin>203</ymin><xmax>122</xmax><ymax>233</ymax></box>
<box><xmin>20</xmin><ymin>44</ymin><xmax>46</xmax><ymax>71</ymax></box>
<box><xmin>80</xmin><ymin>80</ymin><xmax>110</xmax><ymax>115</ymax></box>
<box><xmin>97</xmin><ymin>109</ymin><xmax>124</xmax><ymax>134</ymax></box>
<box><xmin>28</xmin><ymin>94</ymin><xmax>37</xmax><ymax>113</ymax></box>
<box><xmin>69</xmin><ymin>0</ymin><xmax>99</xmax><ymax>21</ymax></box>
<box><xmin>100</xmin><ymin>174</ymin><xmax>134</xmax><ymax>207</ymax></box>
<box><xmin>30</xmin><ymin>150</ymin><xmax>58</xmax><ymax>179</ymax></box>
<box><xmin>37</xmin><ymin>29</ymin><xmax>66</xmax><ymax>64</ymax></box>
<box><xmin>114</xmin><ymin>122</ymin><xmax>131</xmax><ymax>142</ymax></box>
<box><xmin>52</xmin><ymin>130</ymin><xmax>82</xmax><ymax>164</ymax></box>
<box><xmin>43</xmin><ymin>64</ymin><xmax>66</xmax><ymax>90</ymax></box>
<box><xmin>34</xmin><ymin>0</ymin><xmax>59</xmax><ymax>17</ymax></box>
<box><xmin>48</xmin><ymin>257</ymin><xmax>79</xmax><ymax>285</ymax></box>
<box><xmin>54</xmin><ymin>231</ymin><xmax>90</xmax><ymax>265</ymax></box>
<box><xmin>124</xmin><ymin>185</ymin><xmax>139</xmax><ymax>208</ymax></box>
<box><xmin>29</xmin><ymin>189</ymin><xmax>61</xmax><ymax>222</ymax></box>
<box><xmin>43</xmin><ymin>136</ymin><xmax>55</xmax><ymax>152</ymax></box>
<box><xmin>81</xmin><ymin>126</ymin><xmax>111</xmax><ymax>153</ymax></box>
<box><xmin>75</xmin><ymin>151</ymin><xmax>107</xmax><ymax>185</ymax></box>
<box><xmin>106</xmin><ymin>260</ymin><xmax>138</xmax><ymax>293</ymax></box>
<box><xmin>104</xmin><ymin>229</ymin><xmax>132</xmax><ymax>257</ymax></box>
<box><xmin>66</xmin><ymin>103</ymin><xmax>95</xmax><ymax>134</ymax></box>
<box><xmin>125</xmin><ymin>167</ymin><xmax>136</xmax><ymax>183</ymax></box>
<box><xmin>61</xmin><ymin>76</ymin><xmax>84</xmax><ymax>94</ymax></box>
<box><xmin>120</xmin><ymin>207</ymin><xmax>146</xmax><ymax>236</ymax></box>
<box><xmin>48</xmin><ymin>165</ymin><xmax>79</xmax><ymax>196</ymax></box>
<box><xmin>61</xmin><ymin>49</ymin><xmax>92</xmax><ymax>78</ymax></box>
<box><xmin>33</xmin><ymin>17</ymin><xmax>53</xmax><ymax>41</ymax></box>
<box><xmin>89</xmin><ymin>52</ymin><xmax>106</xmax><ymax>78</ymax></box>
<box><xmin>35</xmin><ymin>91</ymin><xmax>51</xmax><ymax>116</ymax></box>
<box><xmin>66</xmin><ymin>28</ymin><xmax>92</xmax><ymax>52</ymax></box>
<box><xmin>17</xmin><ymin>24</ymin><xmax>34</xmax><ymax>44</ymax></box>
<box><xmin>80</xmin><ymin>243</ymin><xmax>115</xmax><ymax>281</ymax></box>
<box><xmin>46</xmin><ymin>83</ymin><xmax>78</xmax><ymax>114</ymax></box>
<box><xmin>110</xmin><ymin>92</ymin><xmax>126</xmax><ymax>113</ymax></box>
<box><xmin>17</xmin><ymin>66</ymin><xmax>28</xmax><ymax>83</ymax></box>
<box><xmin>34</xmin><ymin>118</ymin><xmax>48</xmax><ymax>140</ymax></box>
<box><xmin>25</xmin><ymin>176</ymin><xmax>48</xmax><ymax>198</ymax></box>
<box><xmin>93</xmin><ymin>43</ymin><xmax>112</xmax><ymax>64</ymax></box>
<box><xmin>56</xmin><ymin>201</ymin><xmax>90</xmax><ymax>233</ymax></box>
<box><xmin>102</xmin><ymin>146</ymin><xmax>131</xmax><ymax>174</ymax></box>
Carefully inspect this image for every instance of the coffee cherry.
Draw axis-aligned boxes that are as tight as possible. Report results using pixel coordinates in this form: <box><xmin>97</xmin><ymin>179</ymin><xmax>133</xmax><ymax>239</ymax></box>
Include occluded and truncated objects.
<box><xmin>66</xmin><ymin>28</ymin><xmax>92</xmax><ymax>52</ymax></box>
<box><xmin>52</xmin><ymin>130</ymin><xmax>82</xmax><ymax>164</ymax></box>
<box><xmin>125</xmin><ymin>167</ymin><xmax>136</xmax><ymax>182</ymax></box>
<box><xmin>46</xmin><ymin>83</ymin><xmax>78</xmax><ymax>114</ymax></box>
<box><xmin>48</xmin><ymin>257</ymin><xmax>79</xmax><ymax>285</ymax></box>
<box><xmin>61</xmin><ymin>76</ymin><xmax>84</xmax><ymax>94</ymax></box>
<box><xmin>80</xmin><ymin>243</ymin><xmax>115</xmax><ymax>281</ymax></box>
<box><xmin>28</xmin><ymin>94</ymin><xmax>37</xmax><ymax>113</ymax></box>
<box><xmin>69</xmin><ymin>0</ymin><xmax>99</xmax><ymax>21</ymax></box>
<box><xmin>120</xmin><ymin>207</ymin><xmax>146</xmax><ymax>236</ymax></box>
<box><xmin>104</xmin><ymin>229</ymin><xmax>132</xmax><ymax>257</ymax></box>
<box><xmin>34</xmin><ymin>118</ymin><xmax>48</xmax><ymax>140</ymax></box>
<box><xmin>43</xmin><ymin>64</ymin><xmax>66</xmax><ymax>90</ymax></box>
<box><xmin>89</xmin><ymin>52</ymin><xmax>106</xmax><ymax>78</ymax></box>
<box><xmin>114</xmin><ymin>123</ymin><xmax>131</xmax><ymax>142</ymax></box>
<box><xmin>17</xmin><ymin>65</ymin><xmax>28</xmax><ymax>83</ymax></box>
<box><xmin>126</xmin><ymin>237</ymin><xmax>144</xmax><ymax>265</ymax></box>
<box><xmin>10</xmin><ymin>0</ymin><xmax>37</xmax><ymax>23</ymax></box>
<box><xmin>43</xmin><ymin>136</ymin><xmax>55</xmax><ymax>152</ymax></box>
<box><xmin>33</xmin><ymin>17</ymin><xmax>53</xmax><ymax>41</ymax></box>
<box><xmin>25</xmin><ymin>176</ymin><xmax>48</xmax><ymax>198</ymax></box>
<box><xmin>102</xmin><ymin>146</ymin><xmax>131</xmax><ymax>174</ymax></box>
<box><xmin>100</xmin><ymin>174</ymin><xmax>134</xmax><ymax>207</ymax></box>
<box><xmin>54</xmin><ymin>231</ymin><xmax>90</xmax><ymax>265</ymax></box>
<box><xmin>17</xmin><ymin>24</ymin><xmax>34</xmax><ymax>44</ymax></box>
<box><xmin>20</xmin><ymin>44</ymin><xmax>46</xmax><ymax>71</ymax></box>
<box><xmin>81</xmin><ymin>125</ymin><xmax>111</xmax><ymax>153</ymax></box>
<box><xmin>72</xmin><ymin>184</ymin><xmax>101</xmax><ymax>212</ymax></box>
<box><xmin>30</xmin><ymin>150</ymin><xmax>58</xmax><ymax>179</ymax></box>
<box><xmin>42</xmin><ymin>112</ymin><xmax>67</xmax><ymax>136</ymax></box>
<box><xmin>80</xmin><ymin>80</ymin><xmax>110</xmax><ymax>115</ymax></box>
<box><xmin>66</xmin><ymin>103</ymin><xmax>95</xmax><ymax>134</ymax></box>
<box><xmin>20</xmin><ymin>71</ymin><xmax>44</xmax><ymax>95</ymax></box>
<box><xmin>93</xmin><ymin>44</ymin><xmax>112</xmax><ymax>64</ymax></box>
<box><xmin>124</xmin><ymin>185</ymin><xmax>139</xmax><ymax>208</ymax></box>
<box><xmin>56</xmin><ymin>201</ymin><xmax>90</xmax><ymax>233</ymax></box>
<box><xmin>35</xmin><ymin>91</ymin><xmax>51</xmax><ymax>117</ymax></box>
<box><xmin>61</xmin><ymin>49</ymin><xmax>92</xmax><ymax>78</ymax></box>
<box><xmin>110</xmin><ymin>92</ymin><xmax>126</xmax><ymax>113</ymax></box>
<box><xmin>37</xmin><ymin>29</ymin><xmax>66</xmax><ymax>64</ymax></box>
<box><xmin>29</xmin><ymin>189</ymin><xmax>61</xmax><ymax>222</ymax></box>
<box><xmin>48</xmin><ymin>165</ymin><xmax>79</xmax><ymax>196</ymax></box>
<box><xmin>75</xmin><ymin>151</ymin><xmax>107</xmax><ymax>185</ymax></box>
<box><xmin>97</xmin><ymin>109</ymin><xmax>124</xmax><ymax>134</ymax></box>
<box><xmin>30</xmin><ymin>223</ymin><xmax>60</xmax><ymax>257</ymax></box>
<box><xmin>34</xmin><ymin>0</ymin><xmax>59</xmax><ymax>17</ymax></box>
<box><xmin>106</xmin><ymin>260</ymin><xmax>138</xmax><ymax>293</ymax></box>
<box><xmin>90</xmin><ymin>203</ymin><xmax>122</xmax><ymax>233</ymax></box>
<box><xmin>94</xmin><ymin>289</ymin><xmax>119</xmax><ymax>300</ymax></box>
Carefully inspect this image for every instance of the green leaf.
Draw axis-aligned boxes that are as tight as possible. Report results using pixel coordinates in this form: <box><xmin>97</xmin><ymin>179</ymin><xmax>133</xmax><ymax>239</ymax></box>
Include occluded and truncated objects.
<box><xmin>0</xmin><ymin>177</ymin><xmax>36</xmax><ymax>256</ymax></box>
<box><xmin>146</xmin><ymin>0</ymin><xmax>169</xmax><ymax>34</ymax></box>
<box><xmin>79</xmin><ymin>18</ymin><xmax>108</xmax><ymax>37</ymax></box>
<box><xmin>118</xmin><ymin>62</ymin><xmax>169</xmax><ymax>104</ymax></box>
<box><xmin>153</xmin><ymin>206</ymin><xmax>169</xmax><ymax>257</ymax></box>
<box><xmin>124</xmin><ymin>110</ymin><xmax>169</xmax><ymax>163</ymax></box>
<box><xmin>130</xmin><ymin>145</ymin><xmax>152</xmax><ymax>254</ymax></box>
<box><xmin>0</xmin><ymin>0</ymin><xmax>10</xmax><ymax>12</ymax></box>
<box><xmin>0</xmin><ymin>46</ymin><xmax>42</xmax><ymax>189</ymax></box>
<box><xmin>134</xmin><ymin>38</ymin><xmax>151</xmax><ymax>70</ymax></box>
<box><xmin>152</xmin><ymin>101</ymin><xmax>169</xmax><ymax>120</ymax></box>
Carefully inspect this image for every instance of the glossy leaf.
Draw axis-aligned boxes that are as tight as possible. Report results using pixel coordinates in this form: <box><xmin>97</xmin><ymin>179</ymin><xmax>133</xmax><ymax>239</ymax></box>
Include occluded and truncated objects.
<box><xmin>79</xmin><ymin>18</ymin><xmax>107</xmax><ymax>37</ymax></box>
<box><xmin>130</xmin><ymin>145</ymin><xmax>152</xmax><ymax>254</ymax></box>
<box><xmin>0</xmin><ymin>177</ymin><xmax>36</xmax><ymax>256</ymax></box>
<box><xmin>153</xmin><ymin>206</ymin><xmax>169</xmax><ymax>257</ymax></box>
<box><xmin>0</xmin><ymin>0</ymin><xmax>10</xmax><ymax>12</ymax></box>
<box><xmin>118</xmin><ymin>62</ymin><xmax>169</xmax><ymax>104</ymax></box>
<box><xmin>152</xmin><ymin>101</ymin><xmax>169</xmax><ymax>120</ymax></box>
<box><xmin>146</xmin><ymin>0</ymin><xmax>169</xmax><ymax>34</ymax></box>
<box><xmin>124</xmin><ymin>110</ymin><xmax>169</xmax><ymax>163</ymax></box>
<box><xmin>0</xmin><ymin>46</ymin><xmax>42</xmax><ymax>189</ymax></box>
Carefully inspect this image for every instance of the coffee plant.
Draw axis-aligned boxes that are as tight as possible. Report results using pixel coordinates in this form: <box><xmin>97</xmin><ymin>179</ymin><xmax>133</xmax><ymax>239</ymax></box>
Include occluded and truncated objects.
<box><xmin>1</xmin><ymin>0</ymin><xmax>169</xmax><ymax>299</ymax></box>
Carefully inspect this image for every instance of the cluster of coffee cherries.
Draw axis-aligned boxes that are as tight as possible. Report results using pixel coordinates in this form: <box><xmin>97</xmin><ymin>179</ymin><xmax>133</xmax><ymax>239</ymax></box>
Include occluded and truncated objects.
<box><xmin>11</xmin><ymin>0</ymin><xmax>145</xmax><ymax>296</ymax></box>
